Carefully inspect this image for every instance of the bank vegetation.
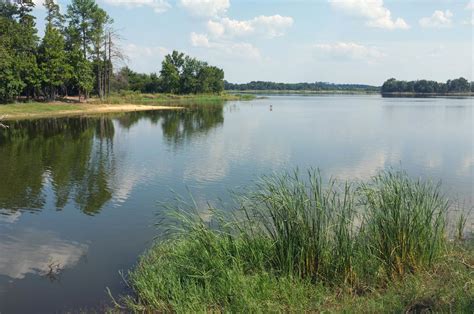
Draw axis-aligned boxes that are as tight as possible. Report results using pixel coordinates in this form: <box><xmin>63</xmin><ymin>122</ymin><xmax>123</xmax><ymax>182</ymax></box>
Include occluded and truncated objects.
<box><xmin>116</xmin><ymin>169</ymin><xmax>473</xmax><ymax>313</ymax></box>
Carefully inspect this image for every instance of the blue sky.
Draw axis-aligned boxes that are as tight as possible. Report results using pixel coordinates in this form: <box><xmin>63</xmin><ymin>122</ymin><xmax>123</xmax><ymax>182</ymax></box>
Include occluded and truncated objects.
<box><xmin>33</xmin><ymin>0</ymin><xmax>473</xmax><ymax>85</ymax></box>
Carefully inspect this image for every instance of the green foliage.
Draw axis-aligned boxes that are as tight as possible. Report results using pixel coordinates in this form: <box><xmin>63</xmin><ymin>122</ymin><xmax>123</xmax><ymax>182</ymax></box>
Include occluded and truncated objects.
<box><xmin>382</xmin><ymin>77</ymin><xmax>472</xmax><ymax>94</ymax></box>
<box><xmin>121</xmin><ymin>169</ymin><xmax>465</xmax><ymax>312</ymax></box>
<box><xmin>38</xmin><ymin>24</ymin><xmax>71</xmax><ymax>100</ymax></box>
<box><xmin>359</xmin><ymin>171</ymin><xmax>448</xmax><ymax>278</ymax></box>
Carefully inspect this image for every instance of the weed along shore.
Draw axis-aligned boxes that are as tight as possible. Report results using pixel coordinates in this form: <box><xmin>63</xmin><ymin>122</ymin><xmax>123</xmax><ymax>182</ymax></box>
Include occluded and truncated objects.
<box><xmin>115</xmin><ymin>169</ymin><xmax>473</xmax><ymax>313</ymax></box>
<box><xmin>0</xmin><ymin>93</ymin><xmax>255</xmax><ymax>120</ymax></box>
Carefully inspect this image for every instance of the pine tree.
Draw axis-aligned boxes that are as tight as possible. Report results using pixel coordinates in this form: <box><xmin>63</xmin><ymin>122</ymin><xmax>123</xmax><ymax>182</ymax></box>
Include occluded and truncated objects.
<box><xmin>16</xmin><ymin>0</ymin><xmax>41</xmax><ymax>99</ymax></box>
<box><xmin>44</xmin><ymin>0</ymin><xmax>64</xmax><ymax>30</ymax></box>
<box><xmin>39</xmin><ymin>24</ymin><xmax>71</xmax><ymax>100</ymax></box>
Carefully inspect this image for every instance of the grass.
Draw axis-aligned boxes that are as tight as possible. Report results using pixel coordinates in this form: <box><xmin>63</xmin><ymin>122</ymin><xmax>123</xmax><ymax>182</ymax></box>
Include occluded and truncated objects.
<box><xmin>0</xmin><ymin>102</ymin><xmax>81</xmax><ymax>115</ymax></box>
<box><xmin>117</xmin><ymin>169</ymin><xmax>473</xmax><ymax>312</ymax></box>
<box><xmin>0</xmin><ymin>93</ymin><xmax>255</xmax><ymax>120</ymax></box>
<box><xmin>92</xmin><ymin>92</ymin><xmax>256</xmax><ymax>105</ymax></box>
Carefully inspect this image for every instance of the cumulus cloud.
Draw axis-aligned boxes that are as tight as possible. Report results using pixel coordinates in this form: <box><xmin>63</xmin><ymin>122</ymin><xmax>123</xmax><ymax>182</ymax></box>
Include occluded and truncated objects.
<box><xmin>314</xmin><ymin>42</ymin><xmax>385</xmax><ymax>63</ymax></box>
<box><xmin>190</xmin><ymin>32</ymin><xmax>260</xmax><ymax>59</ymax></box>
<box><xmin>179</xmin><ymin>0</ymin><xmax>230</xmax><ymax>17</ymax></box>
<box><xmin>206</xmin><ymin>15</ymin><xmax>293</xmax><ymax>39</ymax></box>
<box><xmin>419</xmin><ymin>10</ymin><xmax>453</xmax><ymax>28</ymax></box>
<box><xmin>329</xmin><ymin>0</ymin><xmax>409</xmax><ymax>30</ymax></box>
<box><xmin>186</xmin><ymin>2</ymin><xmax>292</xmax><ymax>60</ymax></box>
<box><xmin>102</xmin><ymin>0</ymin><xmax>171</xmax><ymax>13</ymax></box>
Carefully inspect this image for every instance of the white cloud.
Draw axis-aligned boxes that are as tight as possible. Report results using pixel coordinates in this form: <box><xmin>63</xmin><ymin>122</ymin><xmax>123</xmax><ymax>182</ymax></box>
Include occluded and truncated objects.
<box><xmin>251</xmin><ymin>15</ymin><xmax>294</xmax><ymax>38</ymax></box>
<box><xmin>190</xmin><ymin>32</ymin><xmax>211</xmax><ymax>47</ymax></box>
<box><xmin>102</xmin><ymin>0</ymin><xmax>171</xmax><ymax>13</ymax></box>
<box><xmin>190</xmin><ymin>32</ymin><xmax>260</xmax><ymax>59</ymax></box>
<box><xmin>329</xmin><ymin>0</ymin><xmax>409</xmax><ymax>30</ymax></box>
<box><xmin>122</xmin><ymin>44</ymin><xmax>169</xmax><ymax>72</ymax></box>
<box><xmin>419</xmin><ymin>10</ymin><xmax>453</xmax><ymax>28</ymax></box>
<box><xmin>124</xmin><ymin>43</ymin><xmax>169</xmax><ymax>58</ymax></box>
<box><xmin>0</xmin><ymin>229</ymin><xmax>88</xmax><ymax>280</ymax></box>
<box><xmin>314</xmin><ymin>42</ymin><xmax>385</xmax><ymax>63</ymax></box>
<box><xmin>463</xmin><ymin>18</ymin><xmax>474</xmax><ymax>25</ymax></box>
<box><xmin>467</xmin><ymin>1</ymin><xmax>474</xmax><ymax>10</ymax></box>
<box><xmin>206</xmin><ymin>15</ymin><xmax>293</xmax><ymax>39</ymax></box>
<box><xmin>179</xmin><ymin>0</ymin><xmax>230</xmax><ymax>17</ymax></box>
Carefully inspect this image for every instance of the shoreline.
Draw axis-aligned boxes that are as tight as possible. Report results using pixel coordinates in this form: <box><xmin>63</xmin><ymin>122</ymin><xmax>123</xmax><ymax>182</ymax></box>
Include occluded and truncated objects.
<box><xmin>382</xmin><ymin>92</ymin><xmax>474</xmax><ymax>98</ymax></box>
<box><xmin>0</xmin><ymin>103</ymin><xmax>182</xmax><ymax>121</ymax></box>
<box><xmin>0</xmin><ymin>93</ymin><xmax>255</xmax><ymax>121</ymax></box>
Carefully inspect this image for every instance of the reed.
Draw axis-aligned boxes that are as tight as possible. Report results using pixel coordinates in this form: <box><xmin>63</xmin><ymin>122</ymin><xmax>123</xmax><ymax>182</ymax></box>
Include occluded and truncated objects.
<box><xmin>121</xmin><ymin>169</ymin><xmax>470</xmax><ymax>312</ymax></box>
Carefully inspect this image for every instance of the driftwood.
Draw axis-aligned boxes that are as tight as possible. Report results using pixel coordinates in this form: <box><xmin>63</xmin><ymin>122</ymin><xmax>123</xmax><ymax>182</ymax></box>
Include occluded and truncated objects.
<box><xmin>0</xmin><ymin>116</ymin><xmax>8</xmax><ymax>129</ymax></box>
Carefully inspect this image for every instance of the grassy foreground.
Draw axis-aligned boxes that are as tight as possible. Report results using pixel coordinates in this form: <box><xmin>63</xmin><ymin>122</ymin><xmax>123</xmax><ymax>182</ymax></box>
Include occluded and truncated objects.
<box><xmin>117</xmin><ymin>170</ymin><xmax>473</xmax><ymax>312</ymax></box>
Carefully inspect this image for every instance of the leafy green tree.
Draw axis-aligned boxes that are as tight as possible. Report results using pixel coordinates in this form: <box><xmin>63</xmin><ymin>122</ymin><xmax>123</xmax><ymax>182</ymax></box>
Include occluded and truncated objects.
<box><xmin>160</xmin><ymin>53</ymin><xmax>181</xmax><ymax>93</ymax></box>
<box><xmin>196</xmin><ymin>66</ymin><xmax>224</xmax><ymax>93</ymax></box>
<box><xmin>180</xmin><ymin>56</ymin><xmax>205</xmax><ymax>94</ymax></box>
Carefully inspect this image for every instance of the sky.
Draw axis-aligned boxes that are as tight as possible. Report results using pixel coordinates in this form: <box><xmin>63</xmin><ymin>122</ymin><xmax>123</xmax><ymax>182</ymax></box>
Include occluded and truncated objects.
<box><xmin>33</xmin><ymin>0</ymin><xmax>474</xmax><ymax>85</ymax></box>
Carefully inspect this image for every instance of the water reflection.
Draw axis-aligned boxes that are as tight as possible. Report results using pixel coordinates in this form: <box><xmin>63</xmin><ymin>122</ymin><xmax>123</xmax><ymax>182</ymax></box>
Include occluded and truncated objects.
<box><xmin>0</xmin><ymin>228</ymin><xmax>87</xmax><ymax>280</ymax></box>
<box><xmin>0</xmin><ymin>107</ymin><xmax>225</xmax><ymax>217</ymax></box>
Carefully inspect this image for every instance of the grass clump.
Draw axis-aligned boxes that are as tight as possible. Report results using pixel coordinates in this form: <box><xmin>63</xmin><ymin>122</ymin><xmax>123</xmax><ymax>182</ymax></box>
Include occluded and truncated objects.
<box><xmin>119</xmin><ymin>169</ymin><xmax>472</xmax><ymax>312</ymax></box>
<box><xmin>359</xmin><ymin>171</ymin><xmax>448</xmax><ymax>278</ymax></box>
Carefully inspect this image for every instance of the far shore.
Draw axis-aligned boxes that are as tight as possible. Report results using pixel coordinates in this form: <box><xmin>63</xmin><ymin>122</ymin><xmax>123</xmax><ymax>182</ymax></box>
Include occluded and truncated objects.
<box><xmin>382</xmin><ymin>92</ymin><xmax>474</xmax><ymax>98</ymax></box>
<box><xmin>0</xmin><ymin>103</ymin><xmax>182</xmax><ymax>121</ymax></box>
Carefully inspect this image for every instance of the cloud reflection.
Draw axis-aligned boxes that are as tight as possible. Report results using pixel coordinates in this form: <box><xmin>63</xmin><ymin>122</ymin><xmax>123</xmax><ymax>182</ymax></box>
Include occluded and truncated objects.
<box><xmin>0</xmin><ymin>229</ymin><xmax>88</xmax><ymax>280</ymax></box>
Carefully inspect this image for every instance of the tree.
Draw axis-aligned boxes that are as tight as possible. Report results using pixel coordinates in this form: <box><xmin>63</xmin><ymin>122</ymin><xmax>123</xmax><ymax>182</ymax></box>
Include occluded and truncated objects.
<box><xmin>44</xmin><ymin>0</ymin><xmax>64</xmax><ymax>30</ymax></box>
<box><xmin>180</xmin><ymin>56</ymin><xmax>205</xmax><ymax>94</ymax></box>
<box><xmin>160</xmin><ymin>53</ymin><xmax>181</xmax><ymax>93</ymax></box>
<box><xmin>38</xmin><ymin>24</ymin><xmax>71</xmax><ymax>100</ymax></box>
<box><xmin>68</xmin><ymin>43</ymin><xmax>93</xmax><ymax>100</ymax></box>
<box><xmin>16</xmin><ymin>0</ymin><xmax>41</xmax><ymax>98</ymax></box>
<box><xmin>66</xmin><ymin>0</ymin><xmax>98</xmax><ymax>59</ymax></box>
<box><xmin>196</xmin><ymin>66</ymin><xmax>224</xmax><ymax>93</ymax></box>
<box><xmin>0</xmin><ymin>3</ymin><xmax>24</xmax><ymax>102</ymax></box>
<box><xmin>447</xmin><ymin>77</ymin><xmax>470</xmax><ymax>93</ymax></box>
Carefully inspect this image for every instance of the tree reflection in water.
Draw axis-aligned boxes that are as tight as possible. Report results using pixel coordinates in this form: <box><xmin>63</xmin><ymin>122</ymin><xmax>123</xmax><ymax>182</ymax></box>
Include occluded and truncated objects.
<box><xmin>0</xmin><ymin>105</ymin><xmax>224</xmax><ymax>216</ymax></box>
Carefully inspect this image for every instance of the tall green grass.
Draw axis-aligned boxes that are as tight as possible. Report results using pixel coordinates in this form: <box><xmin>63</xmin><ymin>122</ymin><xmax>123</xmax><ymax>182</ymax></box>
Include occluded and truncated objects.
<box><xmin>359</xmin><ymin>171</ymin><xmax>448</xmax><ymax>278</ymax></box>
<box><xmin>121</xmin><ymin>169</ymin><xmax>468</xmax><ymax>312</ymax></box>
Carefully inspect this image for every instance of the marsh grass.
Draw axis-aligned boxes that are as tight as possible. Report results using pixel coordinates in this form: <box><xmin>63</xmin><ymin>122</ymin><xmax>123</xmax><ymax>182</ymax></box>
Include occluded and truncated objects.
<box><xmin>359</xmin><ymin>170</ymin><xmax>448</xmax><ymax>278</ymax></box>
<box><xmin>94</xmin><ymin>92</ymin><xmax>255</xmax><ymax>106</ymax></box>
<box><xmin>121</xmin><ymin>169</ymin><xmax>472</xmax><ymax>312</ymax></box>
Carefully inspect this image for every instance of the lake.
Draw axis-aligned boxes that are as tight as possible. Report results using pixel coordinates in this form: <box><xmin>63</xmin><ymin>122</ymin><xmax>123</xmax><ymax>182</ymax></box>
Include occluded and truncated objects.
<box><xmin>0</xmin><ymin>95</ymin><xmax>472</xmax><ymax>313</ymax></box>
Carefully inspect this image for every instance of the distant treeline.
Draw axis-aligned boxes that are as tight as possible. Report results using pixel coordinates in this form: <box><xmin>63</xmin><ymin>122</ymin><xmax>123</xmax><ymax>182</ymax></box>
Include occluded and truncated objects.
<box><xmin>382</xmin><ymin>78</ymin><xmax>473</xmax><ymax>95</ymax></box>
<box><xmin>111</xmin><ymin>51</ymin><xmax>224</xmax><ymax>95</ymax></box>
<box><xmin>224</xmin><ymin>81</ymin><xmax>380</xmax><ymax>92</ymax></box>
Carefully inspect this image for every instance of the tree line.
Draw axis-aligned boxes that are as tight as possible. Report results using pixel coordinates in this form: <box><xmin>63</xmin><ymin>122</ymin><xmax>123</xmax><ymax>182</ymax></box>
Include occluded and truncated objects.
<box><xmin>224</xmin><ymin>81</ymin><xmax>380</xmax><ymax>92</ymax></box>
<box><xmin>382</xmin><ymin>78</ymin><xmax>473</xmax><ymax>94</ymax></box>
<box><xmin>0</xmin><ymin>1</ymin><xmax>225</xmax><ymax>104</ymax></box>
<box><xmin>111</xmin><ymin>51</ymin><xmax>224</xmax><ymax>94</ymax></box>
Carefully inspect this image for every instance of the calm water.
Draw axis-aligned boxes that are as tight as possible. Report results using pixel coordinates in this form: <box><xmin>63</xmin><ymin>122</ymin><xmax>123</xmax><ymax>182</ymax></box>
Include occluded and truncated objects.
<box><xmin>0</xmin><ymin>95</ymin><xmax>473</xmax><ymax>313</ymax></box>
